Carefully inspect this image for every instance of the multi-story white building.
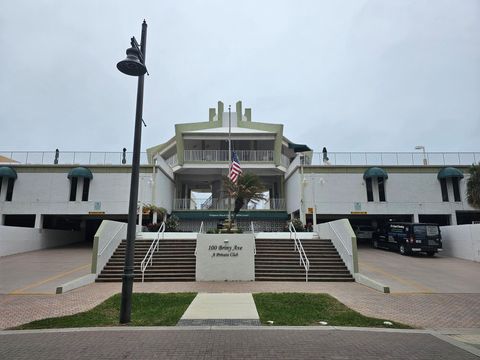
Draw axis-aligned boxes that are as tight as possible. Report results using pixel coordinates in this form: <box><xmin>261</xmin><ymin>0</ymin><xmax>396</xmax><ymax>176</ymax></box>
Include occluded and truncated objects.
<box><xmin>1</xmin><ymin>101</ymin><xmax>479</xmax><ymax>254</ymax></box>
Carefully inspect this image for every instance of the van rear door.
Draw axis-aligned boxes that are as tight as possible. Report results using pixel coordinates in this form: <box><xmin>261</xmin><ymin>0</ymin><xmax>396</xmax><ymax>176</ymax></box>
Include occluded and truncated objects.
<box><xmin>413</xmin><ymin>225</ymin><xmax>441</xmax><ymax>248</ymax></box>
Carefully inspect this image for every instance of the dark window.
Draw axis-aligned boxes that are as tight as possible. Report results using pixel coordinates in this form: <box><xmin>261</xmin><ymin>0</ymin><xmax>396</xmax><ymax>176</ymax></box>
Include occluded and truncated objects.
<box><xmin>366</xmin><ymin>178</ymin><xmax>373</xmax><ymax>202</ymax></box>
<box><xmin>82</xmin><ymin>178</ymin><xmax>90</xmax><ymax>201</ymax></box>
<box><xmin>452</xmin><ymin>177</ymin><xmax>461</xmax><ymax>202</ymax></box>
<box><xmin>378</xmin><ymin>177</ymin><xmax>386</xmax><ymax>202</ymax></box>
<box><xmin>6</xmin><ymin>178</ymin><xmax>14</xmax><ymax>201</ymax></box>
<box><xmin>69</xmin><ymin>177</ymin><xmax>78</xmax><ymax>201</ymax></box>
<box><xmin>440</xmin><ymin>178</ymin><xmax>449</xmax><ymax>202</ymax></box>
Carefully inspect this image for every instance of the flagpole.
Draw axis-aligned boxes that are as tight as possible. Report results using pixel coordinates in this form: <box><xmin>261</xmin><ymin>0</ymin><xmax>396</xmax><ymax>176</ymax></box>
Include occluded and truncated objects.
<box><xmin>228</xmin><ymin>105</ymin><xmax>232</xmax><ymax>227</ymax></box>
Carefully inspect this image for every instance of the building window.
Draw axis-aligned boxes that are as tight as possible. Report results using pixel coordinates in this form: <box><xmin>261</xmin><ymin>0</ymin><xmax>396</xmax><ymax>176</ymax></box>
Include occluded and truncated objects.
<box><xmin>69</xmin><ymin>177</ymin><xmax>78</xmax><ymax>201</ymax></box>
<box><xmin>378</xmin><ymin>177</ymin><xmax>386</xmax><ymax>202</ymax></box>
<box><xmin>452</xmin><ymin>177</ymin><xmax>461</xmax><ymax>202</ymax></box>
<box><xmin>366</xmin><ymin>178</ymin><xmax>374</xmax><ymax>202</ymax></box>
<box><xmin>6</xmin><ymin>178</ymin><xmax>15</xmax><ymax>201</ymax></box>
<box><xmin>82</xmin><ymin>178</ymin><xmax>90</xmax><ymax>201</ymax></box>
<box><xmin>440</xmin><ymin>178</ymin><xmax>449</xmax><ymax>202</ymax></box>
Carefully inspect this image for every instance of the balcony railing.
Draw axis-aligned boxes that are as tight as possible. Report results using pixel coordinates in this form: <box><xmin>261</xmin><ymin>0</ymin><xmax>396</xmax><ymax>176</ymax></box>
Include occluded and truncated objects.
<box><xmin>183</xmin><ymin>150</ymin><xmax>274</xmax><ymax>163</ymax></box>
<box><xmin>306</xmin><ymin>152</ymin><xmax>480</xmax><ymax>166</ymax></box>
<box><xmin>174</xmin><ymin>198</ymin><xmax>286</xmax><ymax>211</ymax></box>
<box><xmin>0</xmin><ymin>151</ymin><xmax>149</xmax><ymax>165</ymax></box>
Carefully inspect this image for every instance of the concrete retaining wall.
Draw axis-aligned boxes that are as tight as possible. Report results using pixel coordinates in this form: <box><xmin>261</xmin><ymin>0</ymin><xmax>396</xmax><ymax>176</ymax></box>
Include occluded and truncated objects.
<box><xmin>0</xmin><ymin>225</ymin><xmax>83</xmax><ymax>257</ymax></box>
<box><xmin>441</xmin><ymin>224</ymin><xmax>480</xmax><ymax>262</ymax></box>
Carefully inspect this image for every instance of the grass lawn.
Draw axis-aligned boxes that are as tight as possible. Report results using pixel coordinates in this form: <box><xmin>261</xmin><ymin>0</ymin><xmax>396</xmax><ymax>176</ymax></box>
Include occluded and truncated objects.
<box><xmin>253</xmin><ymin>293</ymin><xmax>412</xmax><ymax>328</ymax></box>
<box><xmin>14</xmin><ymin>293</ymin><xmax>196</xmax><ymax>330</ymax></box>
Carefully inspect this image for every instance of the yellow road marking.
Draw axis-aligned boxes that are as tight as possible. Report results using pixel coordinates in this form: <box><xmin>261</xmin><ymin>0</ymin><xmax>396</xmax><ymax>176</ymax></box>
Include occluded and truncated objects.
<box><xmin>9</xmin><ymin>264</ymin><xmax>90</xmax><ymax>295</ymax></box>
<box><xmin>359</xmin><ymin>261</ymin><xmax>433</xmax><ymax>293</ymax></box>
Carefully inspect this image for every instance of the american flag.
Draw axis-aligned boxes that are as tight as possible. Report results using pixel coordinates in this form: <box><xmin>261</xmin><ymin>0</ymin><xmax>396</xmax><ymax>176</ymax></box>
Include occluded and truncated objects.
<box><xmin>229</xmin><ymin>152</ymin><xmax>242</xmax><ymax>183</ymax></box>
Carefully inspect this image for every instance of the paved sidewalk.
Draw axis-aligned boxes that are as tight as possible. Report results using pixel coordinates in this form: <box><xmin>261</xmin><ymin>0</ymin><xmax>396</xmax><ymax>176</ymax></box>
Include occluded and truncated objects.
<box><xmin>1</xmin><ymin>328</ymin><xmax>478</xmax><ymax>360</ymax></box>
<box><xmin>178</xmin><ymin>293</ymin><xmax>260</xmax><ymax>326</ymax></box>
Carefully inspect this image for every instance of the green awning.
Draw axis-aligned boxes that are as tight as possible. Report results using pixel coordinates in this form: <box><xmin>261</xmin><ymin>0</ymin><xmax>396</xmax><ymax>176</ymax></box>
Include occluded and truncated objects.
<box><xmin>288</xmin><ymin>142</ymin><xmax>311</xmax><ymax>153</ymax></box>
<box><xmin>437</xmin><ymin>167</ymin><xmax>464</xmax><ymax>180</ymax></box>
<box><xmin>67</xmin><ymin>167</ymin><xmax>93</xmax><ymax>179</ymax></box>
<box><xmin>173</xmin><ymin>210</ymin><xmax>289</xmax><ymax>220</ymax></box>
<box><xmin>0</xmin><ymin>166</ymin><xmax>17</xmax><ymax>179</ymax></box>
<box><xmin>363</xmin><ymin>167</ymin><xmax>388</xmax><ymax>180</ymax></box>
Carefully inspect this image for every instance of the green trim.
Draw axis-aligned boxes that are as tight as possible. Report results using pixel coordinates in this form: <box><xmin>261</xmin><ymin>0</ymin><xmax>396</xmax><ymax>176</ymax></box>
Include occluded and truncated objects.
<box><xmin>0</xmin><ymin>166</ymin><xmax>17</xmax><ymax>179</ymax></box>
<box><xmin>437</xmin><ymin>167</ymin><xmax>464</xmax><ymax>180</ymax></box>
<box><xmin>172</xmin><ymin>210</ymin><xmax>288</xmax><ymax>220</ymax></box>
<box><xmin>288</xmin><ymin>142</ymin><xmax>312</xmax><ymax>152</ymax></box>
<box><xmin>363</xmin><ymin>167</ymin><xmax>388</xmax><ymax>179</ymax></box>
<box><xmin>67</xmin><ymin>167</ymin><xmax>93</xmax><ymax>179</ymax></box>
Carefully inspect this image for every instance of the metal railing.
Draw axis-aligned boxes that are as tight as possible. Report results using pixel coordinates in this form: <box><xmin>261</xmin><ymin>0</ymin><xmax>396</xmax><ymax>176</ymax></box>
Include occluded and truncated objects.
<box><xmin>288</xmin><ymin>222</ymin><xmax>310</xmax><ymax>282</ymax></box>
<box><xmin>251</xmin><ymin>221</ymin><xmax>256</xmax><ymax>255</ymax></box>
<box><xmin>307</xmin><ymin>151</ymin><xmax>480</xmax><ymax>166</ymax></box>
<box><xmin>0</xmin><ymin>151</ymin><xmax>149</xmax><ymax>165</ymax></box>
<box><xmin>140</xmin><ymin>221</ymin><xmax>165</xmax><ymax>282</ymax></box>
<box><xmin>195</xmin><ymin>221</ymin><xmax>204</xmax><ymax>257</ymax></box>
<box><xmin>173</xmin><ymin>198</ymin><xmax>286</xmax><ymax>211</ymax></box>
<box><xmin>183</xmin><ymin>150</ymin><xmax>274</xmax><ymax>162</ymax></box>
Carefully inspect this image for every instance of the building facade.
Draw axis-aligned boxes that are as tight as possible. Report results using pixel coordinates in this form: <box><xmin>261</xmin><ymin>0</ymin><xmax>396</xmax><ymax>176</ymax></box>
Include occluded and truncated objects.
<box><xmin>1</xmin><ymin>101</ymin><xmax>479</xmax><ymax>250</ymax></box>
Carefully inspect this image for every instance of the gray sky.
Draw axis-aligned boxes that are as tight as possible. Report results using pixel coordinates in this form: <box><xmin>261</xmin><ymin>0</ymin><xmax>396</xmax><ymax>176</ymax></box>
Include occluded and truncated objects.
<box><xmin>1</xmin><ymin>0</ymin><xmax>479</xmax><ymax>153</ymax></box>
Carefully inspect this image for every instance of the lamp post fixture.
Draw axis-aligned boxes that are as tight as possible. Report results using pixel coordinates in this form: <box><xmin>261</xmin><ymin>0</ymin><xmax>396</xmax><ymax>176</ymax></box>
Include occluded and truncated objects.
<box><xmin>117</xmin><ymin>20</ymin><xmax>148</xmax><ymax>324</ymax></box>
<box><xmin>415</xmin><ymin>145</ymin><xmax>427</xmax><ymax>165</ymax></box>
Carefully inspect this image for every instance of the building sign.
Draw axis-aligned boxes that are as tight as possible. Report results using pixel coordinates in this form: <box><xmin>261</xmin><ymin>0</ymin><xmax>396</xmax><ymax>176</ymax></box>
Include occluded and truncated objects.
<box><xmin>307</xmin><ymin>207</ymin><xmax>314</xmax><ymax>214</ymax></box>
<box><xmin>94</xmin><ymin>202</ymin><xmax>102</xmax><ymax>211</ymax></box>
<box><xmin>208</xmin><ymin>244</ymin><xmax>243</xmax><ymax>258</ymax></box>
<box><xmin>196</xmin><ymin>234</ymin><xmax>255</xmax><ymax>281</ymax></box>
<box><xmin>351</xmin><ymin>211</ymin><xmax>367</xmax><ymax>215</ymax></box>
<box><xmin>88</xmin><ymin>211</ymin><xmax>105</xmax><ymax>215</ymax></box>
<box><xmin>354</xmin><ymin>202</ymin><xmax>361</xmax><ymax>211</ymax></box>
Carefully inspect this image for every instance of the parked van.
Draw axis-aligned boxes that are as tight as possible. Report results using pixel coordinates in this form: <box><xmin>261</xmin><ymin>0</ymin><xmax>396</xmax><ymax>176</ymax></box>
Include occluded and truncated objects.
<box><xmin>373</xmin><ymin>223</ymin><xmax>442</xmax><ymax>256</ymax></box>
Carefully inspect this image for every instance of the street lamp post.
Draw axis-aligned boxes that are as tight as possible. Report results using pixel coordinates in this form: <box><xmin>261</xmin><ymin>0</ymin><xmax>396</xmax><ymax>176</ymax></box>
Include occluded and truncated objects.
<box><xmin>117</xmin><ymin>20</ymin><xmax>148</xmax><ymax>324</ymax></box>
<box><xmin>415</xmin><ymin>145</ymin><xmax>427</xmax><ymax>165</ymax></box>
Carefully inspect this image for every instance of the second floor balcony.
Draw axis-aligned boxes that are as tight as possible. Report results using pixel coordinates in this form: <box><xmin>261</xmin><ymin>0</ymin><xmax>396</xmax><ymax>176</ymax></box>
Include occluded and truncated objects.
<box><xmin>183</xmin><ymin>150</ymin><xmax>274</xmax><ymax>163</ymax></box>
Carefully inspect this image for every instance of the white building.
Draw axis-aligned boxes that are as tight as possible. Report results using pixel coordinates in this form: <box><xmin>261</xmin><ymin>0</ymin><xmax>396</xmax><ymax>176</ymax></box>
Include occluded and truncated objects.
<box><xmin>1</xmin><ymin>101</ymin><xmax>479</xmax><ymax>255</ymax></box>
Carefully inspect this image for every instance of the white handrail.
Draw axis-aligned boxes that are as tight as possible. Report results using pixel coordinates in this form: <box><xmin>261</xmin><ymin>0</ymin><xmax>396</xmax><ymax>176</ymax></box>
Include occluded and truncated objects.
<box><xmin>195</xmin><ymin>221</ymin><xmax>204</xmax><ymax>256</ymax></box>
<box><xmin>140</xmin><ymin>222</ymin><xmax>165</xmax><ymax>282</ymax></box>
<box><xmin>251</xmin><ymin>221</ymin><xmax>256</xmax><ymax>255</ymax></box>
<box><xmin>288</xmin><ymin>222</ymin><xmax>310</xmax><ymax>282</ymax></box>
<box><xmin>328</xmin><ymin>222</ymin><xmax>352</xmax><ymax>256</ymax></box>
<box><xmin>98</xmin><ymin>223</ymin><xmax>127</xmax><ymax>256</ymax></box>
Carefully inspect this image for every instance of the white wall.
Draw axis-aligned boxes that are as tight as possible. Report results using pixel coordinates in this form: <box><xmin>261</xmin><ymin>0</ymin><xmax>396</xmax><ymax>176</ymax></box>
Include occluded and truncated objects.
<box><xmin>289</xmin><ymin>167</ymin><xmax>474</xmax><ymax>218</ymax></box>
<box><xmin>0</xmin><ymin>165</ymin><xmax>174</xmax><ymax>217</ymax></box>
<box><xmin>441</xmin><ymin>224</ymin><xmax>480</xmax><ymax>262</ymax></box>
<box><xmin>0</xmin><ymin>225</ymin><xmax>83</xmax><ymax>256</ymax></box>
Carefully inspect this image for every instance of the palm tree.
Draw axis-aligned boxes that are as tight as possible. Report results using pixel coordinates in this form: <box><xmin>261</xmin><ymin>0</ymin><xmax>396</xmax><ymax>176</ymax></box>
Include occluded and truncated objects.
<box><xmin>224</xmin><ymin>172</ymin><xmax>267</xmax><ymax>222</ymax></box>
<box><xmin>467</xmin><ymin>163</ymin><xmax>480</xmax><ymax>209</ymax></box>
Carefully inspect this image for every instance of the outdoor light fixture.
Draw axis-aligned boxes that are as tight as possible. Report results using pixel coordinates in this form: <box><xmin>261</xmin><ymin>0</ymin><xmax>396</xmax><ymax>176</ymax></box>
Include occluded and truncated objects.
<box><xmin>118</xmin><ymin>20</ymin><xmax>148</xmax><ymax>324</ymax></box>
<box><xmin>414</xmin><ymin>145</ymin><xmax>428</xmax><ymax>165</ymax></box>
<box><xmin>117</xmin><ymin>42</ymin><xmax>147</xmax><ymax>76</ymax></box>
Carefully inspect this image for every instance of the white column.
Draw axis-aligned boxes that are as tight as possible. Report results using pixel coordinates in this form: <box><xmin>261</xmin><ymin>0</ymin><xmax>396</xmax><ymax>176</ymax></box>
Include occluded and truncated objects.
<box><xmin>34</xmin><ymin>214</ymin><xmax>43</xmax><ymax>229</ymax></box>
<box><xmin>413</xmin><ymin>213</ymin><xmax>419</xmax><ymax>223</ymax></box>
<box><xmin>0</xmin><ymin>214</ymin><xmax>5</xmax><ymax>226</ymax></box>
<box><xmin>450</xmin><ymin>211</ymin><xmax>458</xmax><ymax>225</ymax></box>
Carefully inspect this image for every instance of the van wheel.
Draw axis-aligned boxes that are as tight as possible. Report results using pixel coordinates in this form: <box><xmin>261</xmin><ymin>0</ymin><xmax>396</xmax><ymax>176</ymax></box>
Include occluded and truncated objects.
<box><xmin>399</xmin><ymin>245</ymin><xmax>408</xmax><ymax>256</ymax></box>
<box><xmin>373</xmin><ymin>240</ymin><xmax>378</xmax><ymax>249</ymax></box>
<box><xmin>426</xmin><ymin>251</ymin><xmax>435</xmax><ymax>257</ymax></box>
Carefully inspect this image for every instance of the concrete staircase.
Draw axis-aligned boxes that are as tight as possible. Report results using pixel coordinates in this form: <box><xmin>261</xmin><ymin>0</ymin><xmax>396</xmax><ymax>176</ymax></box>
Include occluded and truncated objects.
<box><xmin>96</xmin><ymin>238</ymin><xmax>196</xmax><ymax>282</ymax></box>
<box><xmin>255</xmin><ymin>237</ymin><xmax>354</xmax><ymax>281</ymax></box>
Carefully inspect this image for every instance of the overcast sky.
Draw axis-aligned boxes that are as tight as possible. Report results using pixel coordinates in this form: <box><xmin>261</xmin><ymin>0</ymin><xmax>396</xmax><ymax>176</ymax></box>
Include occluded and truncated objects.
<box><xmin>1</xmin><ymin>0</ymin><xmax>479</xmax><ymax>154</ymax></box>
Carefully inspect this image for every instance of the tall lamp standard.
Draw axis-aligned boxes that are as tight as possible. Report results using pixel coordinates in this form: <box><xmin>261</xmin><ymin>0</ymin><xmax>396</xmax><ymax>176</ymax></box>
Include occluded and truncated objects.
<box><xmin>415</xmin><ymin>145</ymin><xmax>427</xmax><ymax>165</ymax></box>
<box><xmin>116</xmin><ymin>20</ymin><xmax>148</xmax><ymax>324</ymax></box>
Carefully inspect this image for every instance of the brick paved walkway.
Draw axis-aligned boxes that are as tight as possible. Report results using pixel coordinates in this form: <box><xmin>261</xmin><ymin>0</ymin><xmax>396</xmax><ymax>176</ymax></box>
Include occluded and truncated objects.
<box><xmin>1</xmin><ymin>282</ymin><xmax>480</xmax><ymax>330</ymax></box>
<box><xmin>0</xmin><ymin>328</ymin><xmax>477</xmax><ymax>360</ymax></box>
